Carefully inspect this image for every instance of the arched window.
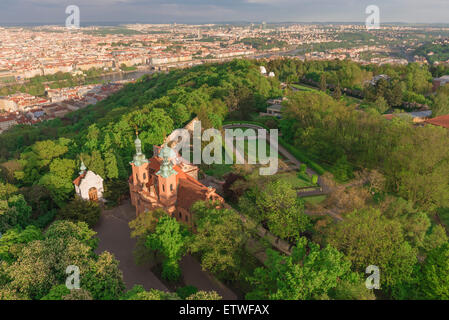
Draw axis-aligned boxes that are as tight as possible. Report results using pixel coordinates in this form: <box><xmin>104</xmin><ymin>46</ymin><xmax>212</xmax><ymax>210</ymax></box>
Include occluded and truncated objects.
<box><xmin>135</xmin><ymin>173</ymin><xmax>138</xmax><ymax>182</ymax></box>
<box><xmin>179</xmin><ymin>212</ymin><xmax>183</xmax><ymax>220</ymax></box>
<box><xmin>162</xmin><ymin>184</ymin><xmax>165</xmax><ymax>192</ymax></box>
<box><xmin>170</xmin><ymin>184</ymin><xmax>173</xmax><ymax>191</ymax></box>
<box><xmin>143</xmin><ymin>173</ymin><xmax>146</xmax><ymax>180</ymax></box>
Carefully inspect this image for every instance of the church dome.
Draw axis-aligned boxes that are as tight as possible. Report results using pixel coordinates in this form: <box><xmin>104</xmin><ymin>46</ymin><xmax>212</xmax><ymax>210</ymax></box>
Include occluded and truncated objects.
<box><xmin>134</xmin><ymin>136</ymin><xmax>142</xmax><ymax>148</ymax></box>
<box><xmin>160</xmin><ymin>144</ymin><xmax>176</xmax><ymax>159</ymax></box>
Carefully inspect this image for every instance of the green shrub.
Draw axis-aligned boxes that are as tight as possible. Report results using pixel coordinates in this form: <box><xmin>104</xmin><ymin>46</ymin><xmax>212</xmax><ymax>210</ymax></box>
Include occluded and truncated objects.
<box><xmin>58</xmin><ymin>198</ymin><xmax>101</xmax><ymax>228</ymax></box>
<box><xmin>176</xmin><ymin>285</ymin><xmax>198</xmax><ymax>299</ymax></box>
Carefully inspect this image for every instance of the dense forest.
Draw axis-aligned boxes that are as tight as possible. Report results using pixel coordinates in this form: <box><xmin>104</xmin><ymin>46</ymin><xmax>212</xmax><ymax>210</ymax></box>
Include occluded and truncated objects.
<box><xmin>1</xmin><ymin>58</ymin><xmax>449</xmax><ymax>300</ymax></box>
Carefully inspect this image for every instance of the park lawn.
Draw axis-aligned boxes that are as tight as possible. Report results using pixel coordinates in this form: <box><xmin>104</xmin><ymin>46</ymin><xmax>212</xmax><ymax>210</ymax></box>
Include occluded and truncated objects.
<box><xmin>341</xmin><ymin>94</ymin><xmax>361</xmax><ymax>106</ymax></box>
<box><xmin>303</xmin><ymin>195</ymin><xmax>327</xmax><ymax>205</ymax></box>
<box><xmin>276</xmin><ymin>172</ymin><xmax>314</xmax><ymax>188</ymax></box>
<box><xmin>291</xmin><ymin>83</ymin><xmax>318</xmax><ymax>92</ymax></box>
<box><xmin>202</xmin><ymin>163</ymin><xmax>233</xmax><ymax>179</ymax></box>
<box><xmin>228</xmin><ymin>130</ymin><xmax>279</xmax><ymax>164</ymax></box>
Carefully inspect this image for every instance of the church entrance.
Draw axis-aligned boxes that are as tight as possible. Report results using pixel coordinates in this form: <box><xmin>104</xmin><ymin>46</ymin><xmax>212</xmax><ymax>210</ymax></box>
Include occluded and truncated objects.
<box><xmin>88</xmin><ymin>187</ymin><xmax>98</xmax><ymax>201</ymax></box>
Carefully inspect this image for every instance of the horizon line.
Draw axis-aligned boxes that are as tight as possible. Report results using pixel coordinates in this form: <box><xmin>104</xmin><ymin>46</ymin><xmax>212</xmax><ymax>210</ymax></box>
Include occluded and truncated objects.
<box><xmin>1</xmin><ymin>21</ymin><xmax>449</xmax><ymax>27</ymax></box>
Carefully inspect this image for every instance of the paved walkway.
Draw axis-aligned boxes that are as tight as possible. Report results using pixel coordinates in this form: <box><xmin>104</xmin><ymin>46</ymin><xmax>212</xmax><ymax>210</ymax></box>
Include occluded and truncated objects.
<box><xmin>94</xmin><ymin>201</ymin><xmax>169</xmax><ymax>292</ymax></box>
<box><xmin>180</xmin><ymin>255</ymin><xmax>237</xmax><ymax>300</ymax></box>
<box><xmin>94</xmin><ymin>200</ymin><xmax>237</xmax><ymax>299</ymax></box>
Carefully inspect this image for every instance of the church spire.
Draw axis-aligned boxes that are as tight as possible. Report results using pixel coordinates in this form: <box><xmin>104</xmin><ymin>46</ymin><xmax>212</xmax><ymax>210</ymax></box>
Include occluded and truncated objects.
<box><xmin>131</xmin><ymin>130</ymin><xmax>148</xmax><ymax>167</ymax></box>
<box><xmin>135</xmin><ymin>130</ymin><xmax>143</xmax><ymax>155</ymax></box>
<box><xmin>157</xmin><ymin>144</ymin><xmax>177</xmax><ymax>178</ymax></box>
<box><xmin>79</xmin><ymin>160</ymin><xmax>86</xmax><ymax>175</ymax></box>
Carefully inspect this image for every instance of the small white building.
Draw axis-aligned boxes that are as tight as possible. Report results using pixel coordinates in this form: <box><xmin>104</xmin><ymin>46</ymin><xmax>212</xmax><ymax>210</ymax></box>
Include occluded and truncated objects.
<box><xmin>73</xmin><ymin>162</ymin><xmax>104</xmax><ymax>201</ymax></box>
<box><xmin>260</xmin><ymin>66</ymin><xmax>267</xmax><ymax>75</ymax></box>
<box><xmin>268</xmin><ymin>71</ymin><xmax>275</xmax><ymax>77</ymax></box>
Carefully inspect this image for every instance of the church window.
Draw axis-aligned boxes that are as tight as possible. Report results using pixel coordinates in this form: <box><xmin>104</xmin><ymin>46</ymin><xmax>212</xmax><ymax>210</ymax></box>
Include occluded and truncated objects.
<box><xmin>162</xmin><ymin>184</ymin><xmax>165</xmax><ymax>192</ymax></box>
<box><xmin>170</xmin><ymin>184</ymin><xmax>173</xmax><ymax>191</ymax></box>
<box><xmin>143</xmin><ymin>173</ymin><xmax>146</xmax><ymax>180</ymax></box>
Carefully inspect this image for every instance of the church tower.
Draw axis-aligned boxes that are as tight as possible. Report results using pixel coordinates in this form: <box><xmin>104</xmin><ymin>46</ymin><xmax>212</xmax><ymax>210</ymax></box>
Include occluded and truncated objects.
<box><xmin>156</xmin><ymin>144</ymin><xmax>178</xmax><ymax>210</ymax></box>
<box><xmin>130</xmin><ymin>133</ymin><xmax>149</xmax><ymax>197</ymax></box>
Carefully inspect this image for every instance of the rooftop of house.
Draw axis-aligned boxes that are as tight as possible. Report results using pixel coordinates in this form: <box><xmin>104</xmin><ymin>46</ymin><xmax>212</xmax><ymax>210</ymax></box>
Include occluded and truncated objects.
<box><xmin>73</xmin><ymin>172</ymin><xmax>86</xmax><ymax>186</ymax></box>
<box><xmin>434</xmin><ymin>75</ymin><xmax>449</xmax><ymax>81</ymax></box>
<box><xmin>383</xmin><ymin>110</ymin><xmax>432</xmax><ymax>120</ymax></box>
<box><xmin>267</xmin><ymin>104</ymin><xmax>283</xmax><ymax>112</ymax></box>
<box><xmin>425</xmin><ymin>114</ymin><xmax>449</xmax><ymax>129</ymax></box>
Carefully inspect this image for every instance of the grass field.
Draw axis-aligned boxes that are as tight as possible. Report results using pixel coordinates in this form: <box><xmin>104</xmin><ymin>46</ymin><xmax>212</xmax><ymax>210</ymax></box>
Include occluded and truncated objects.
<box><xmin>290</xmin><ymin>83</ymin><xmax>318</xmax><ymax>92</ymax></box>
<box><xmin>202</xmin><ymin>163</ymin><xmax>233</xmax><ymax>179</ymax></box>
<box><xmin>303</xmin><ymin>195</ymin><xmax>327</xmax><ymax>205</ymax></box>
<box><xmin>276</xmin><ymin>172</ymin><xmax>314</xmax><ymax>188</ymax></box>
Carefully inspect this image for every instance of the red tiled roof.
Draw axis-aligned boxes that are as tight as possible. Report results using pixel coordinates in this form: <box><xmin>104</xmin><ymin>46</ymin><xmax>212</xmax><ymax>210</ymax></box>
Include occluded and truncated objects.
<box><xmin>383</xmin><ymin>114</ymin><xmax>396</xmax><ymax>120</ymax></box>
<box><xmin>176</xmin><ymin>178</ymin><xmax>210</xmax><ymax>211</ymax></box>
<box><xmin>73</xmin><ymin>172</ymin><xmax>86</xmax><ymax>186</ymax></box>
<box><xmin>425</xmin><ymin>114</ymin><xmax>449</xmax><ymax>129</ymax></box>
<box><xmin>138</xmin><ymin>154</ymin><xmax>214</xmax><ymax>211</ymax></box>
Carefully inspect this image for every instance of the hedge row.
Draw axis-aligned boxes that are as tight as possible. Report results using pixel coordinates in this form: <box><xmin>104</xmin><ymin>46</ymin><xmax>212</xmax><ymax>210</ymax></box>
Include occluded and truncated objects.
<box><xmin>278</xmin><ymin>138</ymin><xmax>326</xmax><ymax>175</ymax></box>
<box><xmin>222</xmin><ymin>120</ymin><xmax>270</xmax><ymax>130</ymax></box>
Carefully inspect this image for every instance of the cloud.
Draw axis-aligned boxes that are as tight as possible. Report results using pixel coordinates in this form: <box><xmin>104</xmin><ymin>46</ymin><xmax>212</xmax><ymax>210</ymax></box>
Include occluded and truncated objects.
<box><xmin>0</xmin><ymin>0</ymin><xmax>447</xmax><ymax>24</ymax></box>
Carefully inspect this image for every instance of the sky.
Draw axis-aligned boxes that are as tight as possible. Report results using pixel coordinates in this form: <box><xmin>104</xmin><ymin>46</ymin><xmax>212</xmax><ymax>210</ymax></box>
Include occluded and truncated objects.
<box><xmin>0</xmin><ymin>0</ymin><xmax>448</xmax><ymax>25</ymax></box>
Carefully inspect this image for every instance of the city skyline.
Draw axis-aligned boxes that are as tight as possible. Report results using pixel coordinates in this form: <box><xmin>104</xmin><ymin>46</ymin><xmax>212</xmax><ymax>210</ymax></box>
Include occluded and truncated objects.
<box><xmin>0</xmin><ymin>0</ymin><xmax>448</xmax><ymax>25</ymax></box>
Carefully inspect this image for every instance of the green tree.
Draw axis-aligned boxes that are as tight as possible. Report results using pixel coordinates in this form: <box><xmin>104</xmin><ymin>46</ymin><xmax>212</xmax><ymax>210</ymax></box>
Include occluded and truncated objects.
<box><xmin>129</xmin><ymin>209</ymin><xmax>165</xmax><ymax>265</ymax></box>
<box><xmin>103</xmin><ymin>179</ymin><xmax>130</xmax><ymax>207</ymax></box>
<box><xmin>104</xmin><ymin>151</ymin><xmax>119</xmax><ymax>179</ymax></box>
<box><xmin>121</xmin><ymin>285</ymin><xmax>179</xmax><ymax>300</ymax></box>
<box><xmin>319</xmin><ymin>74</ymin><xmax>327</xmax><ymax>91</ymax></box>
<box><xmin>385</xmin><ymin>125</ymin><xmax>449</xmax><ymax>212</ymax></box>
<box><xmin>83</xmin><ymin>251</ymin><xmax>125</xmax><ymax>300</ymax></box>
<box><xmin>58</xmin><ymin>198</ymin><xmax>101</xmax><ymax>228</ymax></box>
<box><xmin>332</xmin><ymin>82</ymin><xmax>342</xmax><ymax>100</ymax></box>
<box><xmin>176</xmin><ymin>285</ymin><xmax>198</xmax><ymax>299</ymax></box>
<box><xmin>146</xmin><ymin>215</ymin><xmax>190</xmax><ymax>282</ymax></box>
<box><xmin>63</xmin><ymin>289</ymin><xmax>93</xmax><ymax>300</ymax></box>
<box><xmin>329</xmin><ymin>277</ymin><xmax>376</xmax><ymax>300</ymax></box>
<box><xmin>38</xmin><ymin>158</ymin><xmax>76</xmax><ymax>206</ymax></box>
<box><xmin>186</xmin><ymin>291</ymin><xmax>222</xmax><ymax>300</ymax></box>
<box><xmin>0</xmin><ymin>194</ymin><xmax>32</xmax><ymax>233</ymax></box>
<box><xmin>423</xmin><ymin>225</ymin><xmax>448</xmax><ymax>252</ymax></box>
<box><xmin>82</xmin><ymin>151</ymin><xmax>106</xmax><ymax>179</ymax></box>
<box><xmin>246</xmin><ymin>237</ymin><xmax>354</xmax><ymax>300</ymax></box>
<box><xmin>239</xmin><ymin>179</ymin><xmax>309</xmax><ymax>241</ymax></box>
<box><xmin>190</xmin><ymin>201</ymin><xmax>249</xmax><ymax>280</ymax></box>
<box><xmin>405</xmin><ymin>63</ymin><xmax>432</xmax><ymax>94</ymax></box>
<box><xmin>419</xmin><ymin>242</ymin><xmax>449</xmax><ymax>299</ymax></box>
<box><xmin>3</xmin><ymin>221</ymin><xmax>98</xmax><ymax>299</ymax></box>
<box><xmin>326</xmin><ymin>208</ymin><xmax>418</xmax><ymax>297</ymax></box>
<box><xmin>373</xmin><ymin>96</ymin><xmax>389</xmax><ymax>114</ymax></box>
<box><xmin>0</xmin><ymin>225</ymin><xmax>42</xmax><ymax>263</ymax></box>
<box><xmin>40</xmin><ymin>284</ymin><xmax>70</xmax><ymax>300</ymax></box>
<box><xmin>432</xmin><ymin>84</ymin><xmax>449</xmax><ymax>116</ymax></box>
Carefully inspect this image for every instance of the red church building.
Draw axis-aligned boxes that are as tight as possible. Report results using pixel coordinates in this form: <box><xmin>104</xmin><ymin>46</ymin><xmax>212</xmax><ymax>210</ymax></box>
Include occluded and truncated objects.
<box><xmin>129</xmin><ymin>134</ymin><xmax>223</xmax><ymax>228</ymax></box>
